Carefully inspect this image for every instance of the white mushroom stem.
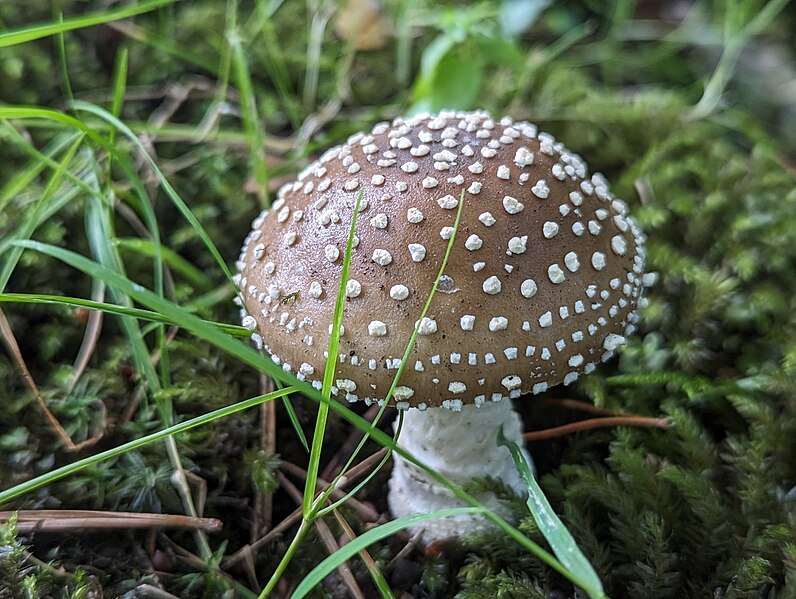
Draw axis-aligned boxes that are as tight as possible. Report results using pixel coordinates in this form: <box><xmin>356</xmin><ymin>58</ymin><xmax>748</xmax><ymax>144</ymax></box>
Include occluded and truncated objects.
<box><xmin>388</xmin><ymin>399</ymin><xmax>532</xmax><ymax>542</ymax></box>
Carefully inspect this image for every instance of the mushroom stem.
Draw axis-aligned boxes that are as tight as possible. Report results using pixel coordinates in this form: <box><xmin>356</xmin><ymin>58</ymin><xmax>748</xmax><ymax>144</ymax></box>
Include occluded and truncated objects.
<box><xmin>388</xmin><ymin>400</ymin><xmax>531</xmax><ymax>542</ymax></box>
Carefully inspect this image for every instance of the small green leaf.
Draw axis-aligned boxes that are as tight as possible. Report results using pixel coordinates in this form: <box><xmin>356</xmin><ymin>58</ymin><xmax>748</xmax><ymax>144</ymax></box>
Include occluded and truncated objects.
<box><xmin>497</xmin><ymin>427</ymin><xmax>607</xmax><ymax>599</ymax></box>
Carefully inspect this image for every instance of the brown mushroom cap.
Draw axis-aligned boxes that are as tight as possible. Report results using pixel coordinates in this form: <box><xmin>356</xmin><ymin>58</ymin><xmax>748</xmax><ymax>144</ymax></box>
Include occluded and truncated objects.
<box><xmin>235</xmin><ymin>111</ymin><xmax>647</xmax><ymax>410</ymax></box>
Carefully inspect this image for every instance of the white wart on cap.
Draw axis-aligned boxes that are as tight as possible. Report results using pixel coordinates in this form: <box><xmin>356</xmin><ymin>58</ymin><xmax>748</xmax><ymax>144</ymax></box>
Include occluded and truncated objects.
<box><xmin>235</xmin><ymin>111</ymin><xmax>647</xmax><ymax>409</ymax></box>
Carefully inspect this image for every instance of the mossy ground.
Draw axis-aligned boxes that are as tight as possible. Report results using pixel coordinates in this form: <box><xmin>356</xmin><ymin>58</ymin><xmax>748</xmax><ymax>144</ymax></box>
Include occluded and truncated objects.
<box><xmin>1</xmin><ymin>1</ymin><xmax>795</xmax><ymax>597</ymax></box>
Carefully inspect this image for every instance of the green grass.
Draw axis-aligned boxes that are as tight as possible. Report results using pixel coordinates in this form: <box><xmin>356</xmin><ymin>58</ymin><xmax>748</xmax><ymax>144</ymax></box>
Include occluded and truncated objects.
<box><xmin>0</xmin><ymin>1</ymin><xmax>795</xmax><ymax>598</ymax></box>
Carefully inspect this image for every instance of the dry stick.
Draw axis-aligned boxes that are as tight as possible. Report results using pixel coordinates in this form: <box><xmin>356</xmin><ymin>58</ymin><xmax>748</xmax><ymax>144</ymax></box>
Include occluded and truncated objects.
<box><xmin>0</xmin><ymin>308</ymin><xmax>99</xmax><ymax>451</ymax></box>
<box><xmin>258</xmin><ymin>373</ymin><xmax>277</xmax><ymax>536</ymax></box>
<box><xmin>524</xmin><ymin>415</ymin><xmax>670</xmax><ymax>442</ymax></box>
<box><xmin>321</xmin><ymin>403</ymin><xmax>382</xmax><ymax>481</ymax></box>
<box><xmin>221</xmin><ymin>448</ymin><xmax>387</xmax><ymax>569</ymax></box>
<box><xmin>335</xmin><ymin>447</ymin><xmax>388</xmax><ymax>486</ymax></box>
<box><xmin>278</xmin><ymin>472</ymin><xmax>365</xmax><ymax>599</ymax></box>
<box><xmin>1</xmin><ymin>510</ymin><xmax>222</xmax><ymax>533</ymax></box>
<box><xmin>222</xmin><ymin>505</ymin><xmax>305</xmax><ymax>569</ymax></box>
<box><xmin>313</xmin><ymin>517</ymin><xmax>366</xmax><ymax>599</ymax></box>
<box><xmin>280</xmin><ymin>461</ymin><xmax>380</xmax><ymax>522</ymax></box>
<box><xmin>385</xmin><ymin>530</ymin><xmax>424</xmax><ymax>571</ymax></box>
<box><xmin>158</xmin><ymin>532</ymin><xmax>252</xmax><ymax>596</ymax></box>
<box><xmin>239</xmin><ymin>545</ymin><xmax>262</xmax><ymax>595</ymax></box>
<box><xmin>331</xmin><ymin>507</ymin><xmax>383</xmax><ymax>591</ymax></box>
<box><xmin>66</xmin><ymin>282</ymin><xmax>106</xmax><ymax>395</ymax></box>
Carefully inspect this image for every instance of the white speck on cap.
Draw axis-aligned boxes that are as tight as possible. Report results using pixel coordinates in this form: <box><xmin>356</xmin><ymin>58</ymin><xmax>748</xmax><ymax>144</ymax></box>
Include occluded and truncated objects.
<box><xmin>502</xmin><ymin>195</ymin><xmax>524</xmax><ymax>214</ymax></box>
<box><xmin>514</xmin><ymin>147</ymin><xmax>533</xmax><ymax>166</ymax></box>
<box><xmin>407</xmin><ymin>208</ymin><xmax>424</xmax><ymax>223</ymax></box>
<box><xmin>564</xmin><ymin>251</ymin><xmax>580</xmax><ymax>272</ymax></box>
<box><xmin>368</xmin><ymin>320</ymin><xmax>387</xmax><ymax>337</ymax></box>
<box><xmin>592</xmin><ymin>251</ymin><xmax>607</xmax><ymax>270</ymax></box>
<box><xmin>465</xmin><ymin>234</ymin><xmax>483</xmax><ymax>250</ymax></box>
<box><xmin>389</xmin><ymin>284</ymin><xmax>409</xmax><ymax>300</ymax></box>
<box><xmin>548</xmin><ymin>264</ymin><xmax>566</xmax><ymax>284</ymax></box>
<box><xmin>611</xmin><ymin>235</ymin><xmax>628</xmax><ymax>255</ymax></box>
<box><xmin>370</xmin><ymin>213</ymin><xmax>388</xmax><ymax>229</ymax></box>
<box><xmin>501</xmin><ymin>375</ymin><xmax>521</xmax><ymax>390</ymax></box>
<box><xmin>521</xmin><ymin>279</ymin><xmax>538</xmax><ymax>298</ymax></box>
<box><xmin>543</xmin><ymin>221</ymin><xmax>559</xmax><ymax>238</ymax></box>
<box><xmin>372</xmin><ymin>248</ymin><xmax>393</xmax><ymax>266</ymax></box>
<box><xmin>603</xmin><ymin>333</ymin><xmax>626</xmax><ymax>351</ymax></box>
<box><xmin>460</xmin><ymin>315</ymin><xmax>476</xmax><ymax>330</ymax></box>
<box><xmin>242</xmin><ymin>315</ymin><xmax>257</xmax><ymax>331</ymax></box>
<box><xmin>508</xmin><ymin>236</ymin><xmax>527</xmax><ymax>254</ymax></box>
<box><xmin>346</xmin><ymin>279</ymin><xmax>362</xmax><ymax>298</ymax></box>
<box><xmin>416</xmin><ymin>317</ymin><xmax>437</xmax><ymax>335</ymax></box>
<box><xmin>408</xmin><ymin>243</ymin><xmax>427</xmax><ymax>262</ymax></box>
<box><xmin>448</xmin><ymin>381</ymin><xmax>467</xmax><ymax>393</ymax></box>
<box><xmin>483</xmin><ymin>276</ymin><xmax>502</xmax><ymax>295</ymax></box>
<box><xmin>479</xmin><ymin>212</ymin><xmax>496</xmax><ymax>226</ymax></box>
<box><xmin>532</xmin><ymin>180</ymin><xmax>550</xmax><ymax>199</ymax></box>
<box><xmin>324</xmin><ymin>245</ymin><xmax>340</xmax><ymax>262</ymax></box>
<box><xmin>393</xmin><ymin>386</ymin><xmax>415</xmax><ymax>401</ymax></box>
<box><xmin>437</xmin><ymin>194</ymin><xmax>459</xmax><ymax>209</ymax></box>
<box><xmin>489</xmin><ymin>316</ymin><xmax>508</xmax><ymax>331</ymax></box>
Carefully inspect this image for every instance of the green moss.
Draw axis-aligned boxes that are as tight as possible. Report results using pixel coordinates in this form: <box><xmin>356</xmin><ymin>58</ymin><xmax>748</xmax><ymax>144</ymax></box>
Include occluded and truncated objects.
<box><xmin>1</xmin><ymin>0</ymin><xmax>795</xmax><ymax>596</ymax></box>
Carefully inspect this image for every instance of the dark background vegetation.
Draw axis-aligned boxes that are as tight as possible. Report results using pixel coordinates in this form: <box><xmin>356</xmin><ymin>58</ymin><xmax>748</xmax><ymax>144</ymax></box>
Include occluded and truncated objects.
<box><xmin>1</xmin><ymin>0</ymin><xmax>795</xmax><ymax>597</ymax></box>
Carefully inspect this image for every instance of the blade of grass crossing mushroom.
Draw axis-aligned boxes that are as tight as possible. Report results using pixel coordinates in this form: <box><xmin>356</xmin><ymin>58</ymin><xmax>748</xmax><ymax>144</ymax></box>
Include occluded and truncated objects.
<box><xmin>291</xmin><ymin>508</ymin><xmax>484</xmax><ymax>599</ymax></box>
<box><xmin>316</xmin><ymin>189</ymin><xmax>468</xmax><ymax>517</ymax></box>
<box><xmin>9</xmin><ymin>240</ymin><xmax>583</xmax><ymax>591</ymax></box>
<box><xmin>260</xmin><ymin>190</ymin><xmax>366</xmax><ymax>599</ymax></box>
<box><xmin>12</xmin><ymin>241</ymin><xmax>576</xmax><ymax>597</ymax></box>
<box><xmin>9</xmin><ymin>241</ymin><xmax>306</xmax><ymax>387</ymax></box>
<box><xmin>497</xmin><ymin>427</ymin><xmax>607</xmax><ymax>599</ymax></box>
<box><xmin>0</xmin><ymin>293</ymin><xmax>249</xmax><ymax>337</ymax></box>
<box><xmin>303</xmin><ymin>189</ymin><xmax>365</xmax><ymax>516</ymax></box>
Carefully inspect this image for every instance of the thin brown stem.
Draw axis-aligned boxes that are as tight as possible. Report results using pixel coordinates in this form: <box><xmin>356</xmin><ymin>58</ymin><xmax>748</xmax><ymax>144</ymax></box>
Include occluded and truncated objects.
<box><xmin>524</xmin><ymin>416</ymin><xmax>670</xmax><ymax>442</ymax></box>
<box><xmin>1</xmin><ymin>510</ymin><xmax>222</xmax><ymax>533</ymax></box>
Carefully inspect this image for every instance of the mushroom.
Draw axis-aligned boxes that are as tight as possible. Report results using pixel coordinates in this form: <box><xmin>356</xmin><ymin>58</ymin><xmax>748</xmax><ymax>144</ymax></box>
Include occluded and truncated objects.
<box><xmin>234</xmin><ymin>110</ymin><xmax>648</xmax><ymax>542</ymax></box>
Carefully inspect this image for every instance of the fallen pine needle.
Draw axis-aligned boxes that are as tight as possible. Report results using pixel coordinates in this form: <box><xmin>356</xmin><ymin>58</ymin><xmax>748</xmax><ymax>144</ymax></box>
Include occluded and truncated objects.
<box><xmin>524</xmin><ymin>416</ymin><xmax>670</xmax><ymax>442</ymax></box>
<box><xmin>0</xmin><ymin>510</ymin><xmax>222</xmax><ymax>533</ymax></box>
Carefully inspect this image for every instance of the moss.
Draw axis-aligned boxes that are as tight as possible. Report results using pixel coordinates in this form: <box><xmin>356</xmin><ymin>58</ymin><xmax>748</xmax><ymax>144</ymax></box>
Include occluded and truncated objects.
<box><xmin>1</xmin><ymin>0</ymin><xmax>795</xmax><ymax>597</ymax></box>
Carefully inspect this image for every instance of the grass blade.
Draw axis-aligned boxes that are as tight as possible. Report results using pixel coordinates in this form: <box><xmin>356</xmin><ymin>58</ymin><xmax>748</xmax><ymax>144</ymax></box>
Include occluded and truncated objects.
<box><xmin>114</xmin><ymin>238</ymin><xmax>213</xmax><ymax>288</ymax></box>
<box><xmin>290</xmin><ymin>508</ymin><xmax>483</xmax><ymax>599</ymax></box>
<box><xmin>304</xmin><ymin>189</ymin><xmax>364</xmax><ymax>516</ymax></box>
<box><xmin>0</xmin><ymin>293</ymin><xmax>248</xmax><ymax>337</ymax></box>
<box><xmin>0</xmin><ymin>387</ymin><xmax>293</xmax><ymax>505</ymax></box>
<box><xmin>497</xmin><ymin>427</ymin><xmax>606</xmax><ymax>599</ymax></box>
<box><xmin>0</xmin><ymin>0</ymin><xmax>178</xmax><ymax>47</ymax></box>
